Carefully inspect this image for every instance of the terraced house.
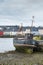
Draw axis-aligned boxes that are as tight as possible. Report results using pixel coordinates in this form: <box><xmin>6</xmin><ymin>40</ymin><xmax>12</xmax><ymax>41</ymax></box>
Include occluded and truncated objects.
<box><xmin>0</xmin><ymin>26</ymin><xmax>43</xmax><ymax>36</ymax></box>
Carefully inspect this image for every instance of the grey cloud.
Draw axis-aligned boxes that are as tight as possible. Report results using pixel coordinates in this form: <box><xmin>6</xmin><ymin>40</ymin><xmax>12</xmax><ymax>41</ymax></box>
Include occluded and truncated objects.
<box><xmin>0</xmin><ymin>0</ymin><xmax>43</xmax><ymax>26</ymax></box>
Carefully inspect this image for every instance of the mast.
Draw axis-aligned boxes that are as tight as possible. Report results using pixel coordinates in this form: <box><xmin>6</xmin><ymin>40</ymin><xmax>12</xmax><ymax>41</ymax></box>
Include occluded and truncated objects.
<box><xmin>19</xmin><ymin>23</ymin><xmax>23</xmax><ymax>32</ymax></box>
<box><xmin>30</xmin><ymin>16</ymin><xmax>34</xmax><ymax>33</ymax></box>
<box><xmin>17</xmin><ymin>23</ymin><xmax>23</xmax><ymax>35</ymax></box>
<box><xmin>31</xmin><ymin>16</ymin><xmax>34</xmax><ymax>27</ymax></box>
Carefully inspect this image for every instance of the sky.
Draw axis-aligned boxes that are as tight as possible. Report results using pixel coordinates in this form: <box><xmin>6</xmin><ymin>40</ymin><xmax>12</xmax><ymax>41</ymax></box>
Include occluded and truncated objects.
<box><xmin>0</xmin><ymin>0</ymin><xmax>43</xmax><ymax>26</ymax></box>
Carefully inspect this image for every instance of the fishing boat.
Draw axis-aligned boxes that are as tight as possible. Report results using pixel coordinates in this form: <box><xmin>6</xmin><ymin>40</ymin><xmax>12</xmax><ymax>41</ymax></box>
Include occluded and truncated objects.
<box><xmin>13</xmin><ymin>16</ymin><xmax>39</xmax><ymax>52</ymax></box>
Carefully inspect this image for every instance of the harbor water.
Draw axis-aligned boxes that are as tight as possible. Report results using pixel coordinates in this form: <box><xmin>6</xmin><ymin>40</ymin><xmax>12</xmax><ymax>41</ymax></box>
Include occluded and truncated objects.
<box><xmin>0</xmin><ymin>38</ymin><xmax>15</xmax><ymax>53</ymax></box>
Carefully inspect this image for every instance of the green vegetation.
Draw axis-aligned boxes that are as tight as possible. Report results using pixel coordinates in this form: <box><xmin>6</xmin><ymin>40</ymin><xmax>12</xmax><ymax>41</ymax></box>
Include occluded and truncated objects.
<box><xmin>33</xmin><ymin>36</ymin><xmax>43</xmax><ymax>40</ymax></box>
<box><xmin>24</xmin><ymin>48</ymin><xmax>33</xmax><ymax>54</ymax></box>
<box><xmin>16</xmin><ymin>46</ymin><xmax>33</xmax><ymax>54</ymax></box>
<box><xmin>33</xmin><ymin>36</ymin><xmax>42</xmax><ymax>40</ymax></box>
<box><xmin>15</xmin><ymin>63</ymin><xmax>17</xmax><ymax>65</ymax></box>
<box><xmin>0</xmin><ymin>52</ymin><xmax>43</xmax><ymax>65</ymax></box>
<box><xmin>0</xmin><ymin>61</ymin><xmax>43</xmax><ymax>65</ymax></box>
<box><xmin>41</xmin><ymin>36</ymin><xmax>43</xmax><ymax>40</ymax></box>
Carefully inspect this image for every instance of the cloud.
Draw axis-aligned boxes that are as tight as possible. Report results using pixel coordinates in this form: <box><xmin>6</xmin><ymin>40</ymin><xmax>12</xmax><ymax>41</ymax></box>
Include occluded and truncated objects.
<box><xmin>0</xmin><ymin>0</ymin><xmax>43</xmax><ymax>26</ymax></box>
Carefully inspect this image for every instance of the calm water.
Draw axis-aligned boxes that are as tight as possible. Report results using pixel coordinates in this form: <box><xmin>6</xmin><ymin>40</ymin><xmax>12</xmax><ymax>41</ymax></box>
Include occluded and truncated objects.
<box><xmin>0</xmin><ymin>38</ymin><xmax>15</xmax><ymax>53</ymax></box>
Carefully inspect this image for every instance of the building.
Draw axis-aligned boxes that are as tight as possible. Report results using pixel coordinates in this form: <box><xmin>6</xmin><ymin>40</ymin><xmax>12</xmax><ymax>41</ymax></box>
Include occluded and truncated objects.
<box><xmin>0</xmin><ymin>26</ymin><xmax>43</xmax><ymax>36</ymax></box>
<box><xmin>38</xmin><ymin>27</ymin><xmax>43</xmax><ymax>35</ymax></box>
